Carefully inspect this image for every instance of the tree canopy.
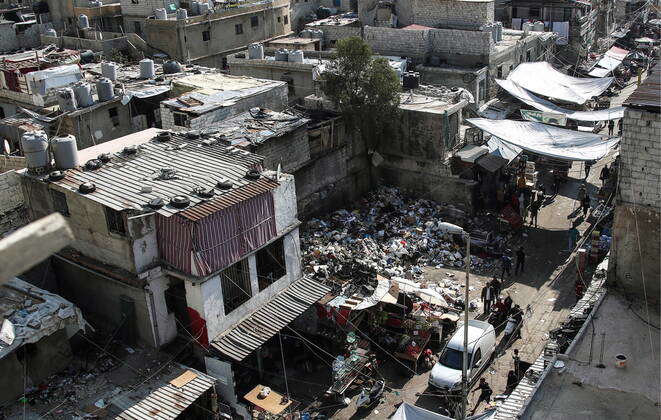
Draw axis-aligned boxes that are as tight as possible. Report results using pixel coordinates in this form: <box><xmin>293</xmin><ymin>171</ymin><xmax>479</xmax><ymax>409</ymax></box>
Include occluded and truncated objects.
<box><xmin>321</xmin><ymin>37</ymin><xmax>401</xmax><ymax>148</ymax></box>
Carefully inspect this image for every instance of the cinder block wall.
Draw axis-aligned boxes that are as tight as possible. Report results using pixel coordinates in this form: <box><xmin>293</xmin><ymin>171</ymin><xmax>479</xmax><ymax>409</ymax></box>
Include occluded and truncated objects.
<box><xmin>412</xmin><ymin>0</ymin><xmax>494</xmax><ymax>27</ymax></box>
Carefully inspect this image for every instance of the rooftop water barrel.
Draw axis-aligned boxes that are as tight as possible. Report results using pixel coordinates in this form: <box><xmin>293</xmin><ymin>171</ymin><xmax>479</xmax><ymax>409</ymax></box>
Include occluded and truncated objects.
<box><xmin>275</xmin><ymin>49</ymin><xmax>289</xmax><ymax>61</ymax></box>
<box><xmin>52</xmin><ymin>135</ymin><xmax>79</xmax><ymax>170</ymax></box>
<box><xmin>523</xmin><ymin>22</ymin><xmax>533</xmax><ymax>36</ymax></box>
<box><xmin>155</xmin><ymin>8</ymin><xmax>167</xmax><ymax>20</ymax></box>
<box><xmin>44</xmin><ymin>28</ymin><xmax>57</xmax><ymax>37</ymax></box>
<box><xmin>73</xmin><ymin>82</ymin><xmax>94</xmax><ymax>107</ymax></box>
<box><xmin>191</xmin><ymin>1</ymin><xmax>200</xmax><ymax>15</ymax></box>
<box><xmin>163</xmin><ymin>60</ymin><xmax>182</xmax><ymax>74</ymax></box>
<box><xmin>89</xmin><ymin>0</ymin><xmax>102</xmax><ymax>6</ymax></box>
<box><xmin>139</xmin><ymin>58</ymin><xmax>155</xmax><ymax>79</ymax></box>
<box><xmin>57</xmin><ymin>87</ymin><xmax>77</xmax><ymax>112</ymax></box>
<box><xmin>533</xmin><ymin>21</ymin><xmax>544</xmax><ymax>32</ymax></box>
<box><xmin>101</xmin><ymin>62</ymin><xmax>117</xmax><ymax>81</ymax></box>
<box><xmin>248</xmin><ymin>43</ymin><xmax>264</xmax><ymax>59</ymax></box>
<box><xmin>402</xmin><ymin>72</ymin><xmax>419</xmax><ymax>90</ymax></box>
<box><xmin>176</xmin><ymin>8</ymin><xmax>188</xmax><ymax>20</ymax></box>
<box><xmin>494</xmin><ymin>22</ymin><xmax>503</xmax><ymax>42</ymax></box>
<box><xmin>21</xmin><ymin>131</ymin><xmax>49</xmax><ymax>173</ymax></box>
<box><xmin>288</xmin><ymin>50</ymin><xmax>304</xmax><ymax>63</ymax></box>
<box><xmin>78</xmin><ymin>14</ymin><xmax>89</xmax><ymax>29</ymax></box>
<box><xmin>198</xmin><ymin>2</ymin><xmax>209</xmax><ymax>14</ymax></box>
<box><xmin>96</xmin><ymin>78</ymin><xmax>114</xmax><ymax>102</ymax></box>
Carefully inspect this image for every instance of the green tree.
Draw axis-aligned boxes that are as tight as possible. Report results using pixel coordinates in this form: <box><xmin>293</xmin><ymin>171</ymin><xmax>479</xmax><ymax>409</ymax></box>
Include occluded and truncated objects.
<box><xmin>321</xmin><ymin>37</ymin><xmax>401</xmax><ymax>149</ymax></box>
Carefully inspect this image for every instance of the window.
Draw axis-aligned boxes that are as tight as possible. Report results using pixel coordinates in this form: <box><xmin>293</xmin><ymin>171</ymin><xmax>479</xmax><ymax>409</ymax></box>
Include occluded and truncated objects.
<box><xmin>497</xmin><ymin>65</ymin><xmax>503</xmax><ymax>79</ymax></box>
<box><xmin>131</xmin><ymin>0</ymin><xmax>139</xmax><ymax>3</ymax></box>
<box><xmin>256</xmin><ymin>238</ymin><xmax>286</xmax><ymax>291</ymax></box>
<box><xmin>105</xmin><ymin>206</ymin><xmax>126</xmax><ymax>236</ymax></box>
<box><xmin>221</xmin><ymin>259</ymin><xmax>252</xmax><ymax>314</ymax></box>
<box><xmin>478</xmin><ymin>78</ymin><xmax>486</xmax><ymax>102</ymax></box>
<box><xmin>133</xmin><ymin>21</ymin><xmax>141</xmax><ymax>34</ymax></box>
<box><xmin>512</xmin><ymin>7</ymin><xmax>518</xmax><ymax>18</ymax></box>
<box><xmin>526</xmin><ymin>49</ymin><xmax>532</xmax><ymax>61</ymax></box>
<box><xmin>529</xmin><ymin>7</ymin><xmax>540</xmax><ymax>18</ymax></box>
<box><xmin>235</xmin><ymin>23</ymin><xmax>243</xmax><ymax>34</ymax></box>
<box><xmin>251</xmin><ymin>16</ymin><xmax>259</xmax><ymax>27</ymax></box>
<box><xmin>108</xmin><ymin>107</ymin><xmax>120</xmax><ymax>127</ymax></box>
<box><xmin>277</xmin><ymin>16</ymin><xmax>281</xmax><ymax>23</ymax></box>
<box><xmin>202</xmin><ymin>30</ymin><xmax>210</xmax><ymax>41</ymax></box>
<box><xmin>472</xmin><ymin>348</ymin><xmax>482</xmax><ymax>368</ymax></box>
<box><xmin>173</xmin><ymin>112</ymin><xmax>188</xmax><ymax>127</ymax></box>
<box><xmin>51</xmin><ymin>190</ymin><xmax>69</xmax><ymax>216</ymax></box>
<box><xmin>284</xmin><ymin>15</ymin><xmax>288</xmax><ymax>24</ymax></box>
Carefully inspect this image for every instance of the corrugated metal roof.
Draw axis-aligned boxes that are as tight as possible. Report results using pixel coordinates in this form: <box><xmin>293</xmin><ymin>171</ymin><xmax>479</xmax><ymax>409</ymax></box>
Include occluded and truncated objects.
<box><xmin>623</xmin><ymin>67</ymin><xmax>660</xmax><ymax>110</ymax></box>
<box><xmin>41</xmin><ymin>132</ymin><xmax>273</xmax><ymax>217</ymax></box>
<box><xmin>211</xmin><ymin>276</ymin><xmax>331</xmax><ymax>361</ymax></box>
<box><xmin>113</xmin><ymin>364</ymin><xmax>215</xmax><ymax>420</ymax></box>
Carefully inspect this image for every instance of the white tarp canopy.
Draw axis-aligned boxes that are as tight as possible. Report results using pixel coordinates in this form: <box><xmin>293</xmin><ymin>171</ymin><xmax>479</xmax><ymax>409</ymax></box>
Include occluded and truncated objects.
<box><xmin>588</xmin><ymin>66</ymin><xmax>612</xmax><ymax>78</ymax></box>
<box><xmin>466</xmin><ymin>118</ymin><xmax>619</xmax><ymax>161</ymax></box>
<box><xmin>391</xmin><ymin>403</ymin><xmax>454</xmax><ymax>420</ymax></box>
<box><xmin>487</xmin><ymin>136</ymin><xmax>523</xmax><ymax>162</ymax></box>
<box><xmin>595</xmin><ymin>54</ymin><xmax>622</xmax><ymax>71</ymax></box>
<box><xmin>496</xmin><ymin>79</ymin><xmax>625</xmax><ymax>121</ymax></box>
<box><xmin>121</xmin><ymin>85</ymin><xmax>172</xmax><ymax>105</ymax></box>
<box><xmin>25</xmin><ymin>64</ymin><xmax>82</xmax><ymax>96</ymax></box>
<box><xmin>507</xmin><ymin>62</ymin><xmax>614</xmax><ymax>104</ymax></box>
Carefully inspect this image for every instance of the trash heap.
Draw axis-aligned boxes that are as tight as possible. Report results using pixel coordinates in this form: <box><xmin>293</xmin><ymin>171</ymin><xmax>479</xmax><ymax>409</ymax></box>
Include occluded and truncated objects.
<box><xmin>302</xmin><ymin>187</ymin><xmax>496</xmax><ymax>283</ymax></box>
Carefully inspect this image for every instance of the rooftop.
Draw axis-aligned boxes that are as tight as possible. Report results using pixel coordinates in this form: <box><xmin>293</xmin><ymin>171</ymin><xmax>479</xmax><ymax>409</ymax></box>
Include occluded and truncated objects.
<box><xmin>0</xmin><ymin>277</ymin><xmax>85</xmax><ymax>359</ymax></box>
<box><xmin>0</xmin><ymin>45</ymin><xmax>80</xmax><ymax>71</ymax></box>
<box><xmin>27</xmin><ymin>128</ymin><xmax>280</xmax><ymax>217</ymax></box>
<box><xmin>521</xmin><ymin>292</ymin><xmax>660</xmax><ymax>419</ymax></box>
<box><xmin>399</xmin><ymin>86</ymin><xmax>471</xmax><ymax>114</ymax></box>
<box><xmin>267</xmin><ymin>37</ymin><xmax>322</xmax><ymax>46</ymax></box>
<box><xmin>163</xmin><ymin>73</ymin><xmax>286</xmax><ymax>115</ymax></box>
<box><xmin>204</xmin><ymin>108</ymin><xmax>309</xmax><ymax>147</ymax></box>
<box><xmin>623</xmin><ymin>64</ymin><xmax>660</xmax><ymax>111</ymax></box>
<box><xmin>305</xmin><ymin>14</ymin><xmax>360</xmax><ymax>27</ymax></box>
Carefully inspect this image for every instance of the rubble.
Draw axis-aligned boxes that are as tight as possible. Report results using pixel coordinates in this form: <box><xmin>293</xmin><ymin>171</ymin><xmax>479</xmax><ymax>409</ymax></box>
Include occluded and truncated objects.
<box><xmin>302</xmin><ymin>187</ymin><xmax>508</xmax><ymax>288</ymax></box>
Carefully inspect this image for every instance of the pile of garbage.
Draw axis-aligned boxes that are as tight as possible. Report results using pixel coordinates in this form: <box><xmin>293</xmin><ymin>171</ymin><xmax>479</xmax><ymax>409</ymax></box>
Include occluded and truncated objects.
<box><xmin>302</xmin><ymin>187</ymin><xmax>498</xmax><ymax>283</ymax></box>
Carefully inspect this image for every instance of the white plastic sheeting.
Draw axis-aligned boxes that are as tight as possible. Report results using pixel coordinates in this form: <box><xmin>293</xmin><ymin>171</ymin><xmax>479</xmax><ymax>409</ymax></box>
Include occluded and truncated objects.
<box><xmin>495</xmin><ymin>79</ymin><xmax>625</xmax><ymax>121</ymax></box>
<box><xmin>507</xmin><ymin>62</ymin><xmax>614</xmax><ymax>104</ymax></box>
<box><xmin>487</xmin><ymin>136</ymin><xmax>523</xmax><ymax>162</ymax></box>
<box><xmin>392</xmin><ymin>403</ymin><xmax>495</xmax><ymax>420</ymax></box>
<box><xmin>25</xmin><ymin>64</ymin><xmax>83</xmax><ymax>96</ymax></box>
<box><xmin>467</xmin><ymin>118</ymin><xmax>619</xmax><ymax>161</ymax></box>
<box><xmin>588</xmin><ymin>67</ymin><xmax>612</xmax><ymax>78</ymax></box>
<box><xmin>121</xmin><ymin>85</ymin><xmax>171</xmax><ymax>105</ymax></box>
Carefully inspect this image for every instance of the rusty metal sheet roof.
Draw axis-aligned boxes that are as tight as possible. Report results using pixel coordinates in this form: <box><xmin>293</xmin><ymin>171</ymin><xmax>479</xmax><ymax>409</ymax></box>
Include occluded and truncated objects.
<box><xmin>112</xmin><ymin>364</ymin><xmax>215</xmax><ymax>420</ymax></box>
<box><xmin>623</xmin><ymin>68</ymin><xmax>661</xmax><ymax>111</ymax></box>
<box><xmin>211</xmin><ymin>276</ymin><xmax>330</xmax><ymax>361</ymax></box>
<box><xmin>40</xmin><ymin>132</ymin><xmax>275</xmax><ymax>217</ymax></box>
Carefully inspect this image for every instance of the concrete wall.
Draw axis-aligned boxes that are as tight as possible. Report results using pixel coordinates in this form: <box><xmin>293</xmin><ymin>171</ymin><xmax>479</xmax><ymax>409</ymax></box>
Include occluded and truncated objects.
<box><xmin>161</xmin><ymin>84</ymin><xmax>288</xmax><ymax>131</ymax></box>
<box><xmin>292</xmin><ymin>0</ymin><xmax>321</xmax><ymax>30</ymax></box>
<box><xmin>411</xmin><ymin>0</ymin><xmax>495</xmax><ymax>27</ymax></box>
<box><xmin>305</xmin><ymin>22</ymin><xmax>362</xmax><ymax>44</ymax></box>
<box><xmin>227</xmin><ymin>58</ymin><xmax>317</xmax><ymax>103</ymax></box>
<box><xmin>40</xmin><ymin>34</ymin><xmax>131</xmax><ymax>55</ymax></box>
<box><xmin>611</xmin><ymin>106</ymin><xmax>661</xmax><ymax>305</ymax></box>
<box><xmin>252</xmin><ymin>126</ymin><xmax>311</xmax><ymax>173</ymax></box>
<box><xmin>61</xmin><ymin>100</ymin><xmax>134</xmax><ymax>149</ymax></box>
<box><xmin>120</xmin><ymin>0</ymin><xmax>179</xmax><ymax>17</ymax></box>
<box><xmin>364</xmin><ymin>26</ymin><xmax>429</xmax><ymax>60</ymax></box>
<box><xmin>0</xmin><ymin>169</ymin><xmax>27</xmax><ymax>236</ymax></box>
<box><xmin>0</xmin><ymin>21</ymin><xmax>45</xmax><ymax>52</ymax></box>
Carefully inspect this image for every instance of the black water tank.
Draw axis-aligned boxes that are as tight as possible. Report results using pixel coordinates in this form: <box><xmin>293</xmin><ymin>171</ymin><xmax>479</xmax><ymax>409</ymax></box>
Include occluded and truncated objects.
<box><xmin>402</xmin><ymin>72</ymin><xmax>420</xmax><ymax>90</ymax></box>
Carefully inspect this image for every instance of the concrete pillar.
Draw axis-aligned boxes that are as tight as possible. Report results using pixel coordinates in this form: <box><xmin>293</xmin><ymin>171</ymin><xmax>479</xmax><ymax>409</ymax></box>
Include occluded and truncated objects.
<box><xmin>184</xmin><ymin>275</ymin><xmax>225</xmax><ymax>347</ymax></box>
<box><xmin>248</xmin><ymin>254</ymin><xmax>259</xmax><ymax>296</ymax></box>
<box><xmin>144</xmin><ymin>273</ymin><xmax>177</xmax><ymax>347</ymax></box>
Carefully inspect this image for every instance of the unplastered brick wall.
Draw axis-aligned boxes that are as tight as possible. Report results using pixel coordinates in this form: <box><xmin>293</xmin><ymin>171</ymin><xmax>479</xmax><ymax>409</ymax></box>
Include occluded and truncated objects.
<box><xmin>0</xmin><ymin>156</ymin><xmax>26</xmax><ymax>173</ymax></box>
<box><xmin>618</xmin><ymin>107</ymin><xmax>661</xmax><ymax>210</ymax></box>
<box><xmin>429</xmin><ymin>27</ymin><xmax>493</xmax><ymax>55</ymax></box>
<box><xmin>364</xmin><ymin>26</ymin><xmax>430</xmax><ymax>60</ymax></box>
<box><xmin>412</xmin><ymin>0</ymin><xmax>494</xmax><ymax>27</ymax></box>
<box><xmin>310</xmin><ymin>24</ymin><xmax>362</xmax><ymax>42</ymax></box>
<box><xmin>0</xmin><ymin>170</ymin><xmax>27</xmax><ymax>236</ymax></box>
<box><xmin>253</xmin><ymin>127</ymin><xmax>311</xmax><ymax>173</ymax></box>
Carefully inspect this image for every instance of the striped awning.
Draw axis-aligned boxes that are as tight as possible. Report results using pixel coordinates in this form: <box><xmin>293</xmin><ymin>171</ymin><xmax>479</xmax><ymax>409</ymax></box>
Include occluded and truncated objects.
<box><xmin>211</xmin><ymin>277</ymin><xmax>330</xmax><ymax>361</ymax></box>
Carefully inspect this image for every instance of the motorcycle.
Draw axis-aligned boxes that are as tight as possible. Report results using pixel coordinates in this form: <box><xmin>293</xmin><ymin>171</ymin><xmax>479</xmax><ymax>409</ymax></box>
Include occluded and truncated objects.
<box><xmin>503</xmin><ymin>315</ymin><xmax>523</xmax><ymax>344</ymax></box>
<box><xmin>356</xmin><ymin>380</ymin><xmax>385</xmax><ymax>411</ymax></box>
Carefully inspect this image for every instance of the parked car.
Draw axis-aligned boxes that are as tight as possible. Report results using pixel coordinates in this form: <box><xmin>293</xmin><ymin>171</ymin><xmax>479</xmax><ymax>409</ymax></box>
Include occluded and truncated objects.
<box><xmin>428</xmin><ymin>320</ymin><xmax>496</xmax><ymax>391</ymax></box>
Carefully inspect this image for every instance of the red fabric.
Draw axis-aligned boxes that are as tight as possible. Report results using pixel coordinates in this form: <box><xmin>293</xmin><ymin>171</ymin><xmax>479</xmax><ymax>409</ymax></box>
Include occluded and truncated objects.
<box><xmin>186</xmin><ymin>307</ymin><xmax>209</xmax><ymax>348</ymax></box>
<box><xmin>335</xmin><ymin>308</ymin><xmax>350</xmax><ymax>326</ymax></box>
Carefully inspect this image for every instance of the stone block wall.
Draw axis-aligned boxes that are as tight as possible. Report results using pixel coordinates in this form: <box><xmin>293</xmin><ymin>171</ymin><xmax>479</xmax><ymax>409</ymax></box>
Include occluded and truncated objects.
<box><xmin>428</xmin><ymin>27</ymin><xmax>493</xmax><ymax>56</ymax></box>
<box><xmin>253</xmin><ymin>126</ymin><xmax>311</xmax><ymax>173</ymax></box>
<box><xmin>308</xmin><ymin>24</ymin><xmax>362</xmax><ymax>43</ymax></box>
<box><xmin>364</xmin><ymin>26</ymin><xmax>430</xmax><ymax>60</ymax></box>
<box><xmin>0</xmin><ymin>170</ymin><xmax>27</xmax><ymax>236</ymax></box>
<box><xmin>0</xmin><ymin>156</ymin><xmax>26</xmax><ymax>173</ymax></box>
<box><xmin>412</xmin><ymin>0</ymin><xmax>495</xmax><ymax>27</ymax></box>
<box><xmin>618</xmin><ymin>107</ymin><xmax>661</xmax><ymax>209</ymax></box>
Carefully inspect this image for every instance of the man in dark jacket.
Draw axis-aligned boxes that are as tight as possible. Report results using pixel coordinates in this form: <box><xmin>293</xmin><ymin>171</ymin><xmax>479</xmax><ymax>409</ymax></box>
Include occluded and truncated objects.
<box><xmin>515</xmin><ymin>246</ymin><xmax>526</xmax><ymax>274</ymax></box>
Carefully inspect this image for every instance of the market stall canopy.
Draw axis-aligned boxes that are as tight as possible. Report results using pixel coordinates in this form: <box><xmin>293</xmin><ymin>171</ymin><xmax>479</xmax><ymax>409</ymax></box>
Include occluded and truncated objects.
<box><xmin>392</xmin><ymin>402</ymin><xmax>495</xmax><ymax>420</ymax></box>
<box><xmin>327</xmin><ymin>275</ymin><xmax>394</xmax><ymax>310</ymax></box>
<box><xmin>588</xmin><ymin>46</ymin><xmax>630</xmax><ymax>76</ymax></box>
<box><xmin>507</xmin><ymin>62</ymin><xmax>614</xmax><ymax>104</ymax></box>
<box><xmin>210</xmin><ymin>276</ymin><xmax>330</xmax><ymax>361</ymax></box>
<box><xmin>496</xmin><ymin>79</ymin><xmax>625</xmax><ymax>121</ymax></box>
<box><xmin>466</xmin><ymin>118</ymin><xmax>619</xmax><ymax>161</ymax></box>
<box><xmin>487</xmin><ymin>136</ymin><xmax>523</xmax><ymax>163</ymax></box>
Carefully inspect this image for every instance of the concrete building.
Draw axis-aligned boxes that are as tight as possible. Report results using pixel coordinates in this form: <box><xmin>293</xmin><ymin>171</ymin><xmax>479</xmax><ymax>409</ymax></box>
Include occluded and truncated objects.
<box><xmin>160</xmin><ymin>72</ymin><xmax>288</xmax><ymax>131</ymax></box>
<box><xmin>19</xmin><ymin>127</ymin><xmax>327</xmax><ymax>355</ymax></box>
<box><xmin>504</xmin><ymin>0</ymin><xmax>604</xmax><ymax>62</ymax></box>
<box><xmin>44</xmin><ymin>0</ymin><xmax>123</xmax><ymax>33</ymax></box>
<box><xmin>0</xmin><ymin>17</ymin><xmax>44</xmax><ymax>52</ymax></box>
<box><xmin>135</xmin><ymin>0</ymin><xmax>292</xmax><ymax>68</ymax></box>
<box><xmin>611</xmin><ymin>68</ymin><xmax>660</xmax><ymax>306</ymax></box>
<box><xmin>0</xmin><ymin>277</ymin><xmax>86</xmax><ymax>401</ymax></box>
<box><xmin>304</xmin><ymin>13</ymin><xmax>362</xmax><ymax>47</ymax></box>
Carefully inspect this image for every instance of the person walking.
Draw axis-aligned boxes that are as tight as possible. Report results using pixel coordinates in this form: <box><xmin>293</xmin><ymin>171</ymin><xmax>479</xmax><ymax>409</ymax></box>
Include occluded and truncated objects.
<box><xmin>506</xmin><ymin>370</ymin><xmax>518</xmax><ymax>394</ymax></box>
<box><xmin>584</xmin><ymin>160</ymin><xmax>593</xmax><ymax>179</ymax></box>
<box><xmin>529</xmin><ymin>200</ymin><xmax>541</xmax><ymax>227</ymax></box>
<box><xmin>512</xmin><ymin>349</ymin><xmax>521</xmax><ymax>378</ymax></box>
<box><xmin>501</xmin><ymin>254</ymin><xmax>512</xmax><ymax>280</ymax></box>
<box><xmin>581</xmin><ymin>194</ymin><xmax>591</xmax><ymax>217</ymax></box>
<box><xmin>515</xmin><ymin>246</ymin><xmax>525</xmax><ymax>275</ymax></box>
<box><xmin>491</xmin><ymin>276</ymin><xmax>502</xmax><ymax>298</ymax></box>
<box><xmin>568</xmin><ymin>225</ymin><xmax>579</xmax><ymax>251</ymax></box>
<box><xmin>472</xmin><ymin>378</ymin><xmax>493</xmax><ymax>411</ymax></box>
<box><xmin>599</xmin><ymin>165</ymin><xmax>611</xmax><ymax>186</ymax></box>
<box><xmin>608</xmin><ymin>119</ymin><xmax>615</xmax><ymax>136</ymax></box>
<box><xmin>481</xmin><ymin>283</ymin><xmax>494</xmax><ymax>315</ymax></box>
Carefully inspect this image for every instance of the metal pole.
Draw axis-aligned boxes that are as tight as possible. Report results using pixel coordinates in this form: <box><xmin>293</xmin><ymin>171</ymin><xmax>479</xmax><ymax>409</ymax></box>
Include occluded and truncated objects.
<box><xmin>461</xmin><ymin>234</ymin><xmax>470</xmax><ymax>419</ymax></box>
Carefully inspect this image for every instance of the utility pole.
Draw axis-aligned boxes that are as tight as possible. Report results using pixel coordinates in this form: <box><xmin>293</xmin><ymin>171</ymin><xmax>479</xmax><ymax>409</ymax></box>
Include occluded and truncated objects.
<box><xmin>461</xmin><ymin>234</ymin><xmax>470</xmax><ymax>420</ymax></box>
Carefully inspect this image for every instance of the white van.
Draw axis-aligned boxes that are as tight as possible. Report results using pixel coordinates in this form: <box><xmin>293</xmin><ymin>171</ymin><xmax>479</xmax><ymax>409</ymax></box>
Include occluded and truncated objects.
<box><xmin>428</xmin><ymin>320</ymin><xmax>496</xmax><ymax>391</ymax></box>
